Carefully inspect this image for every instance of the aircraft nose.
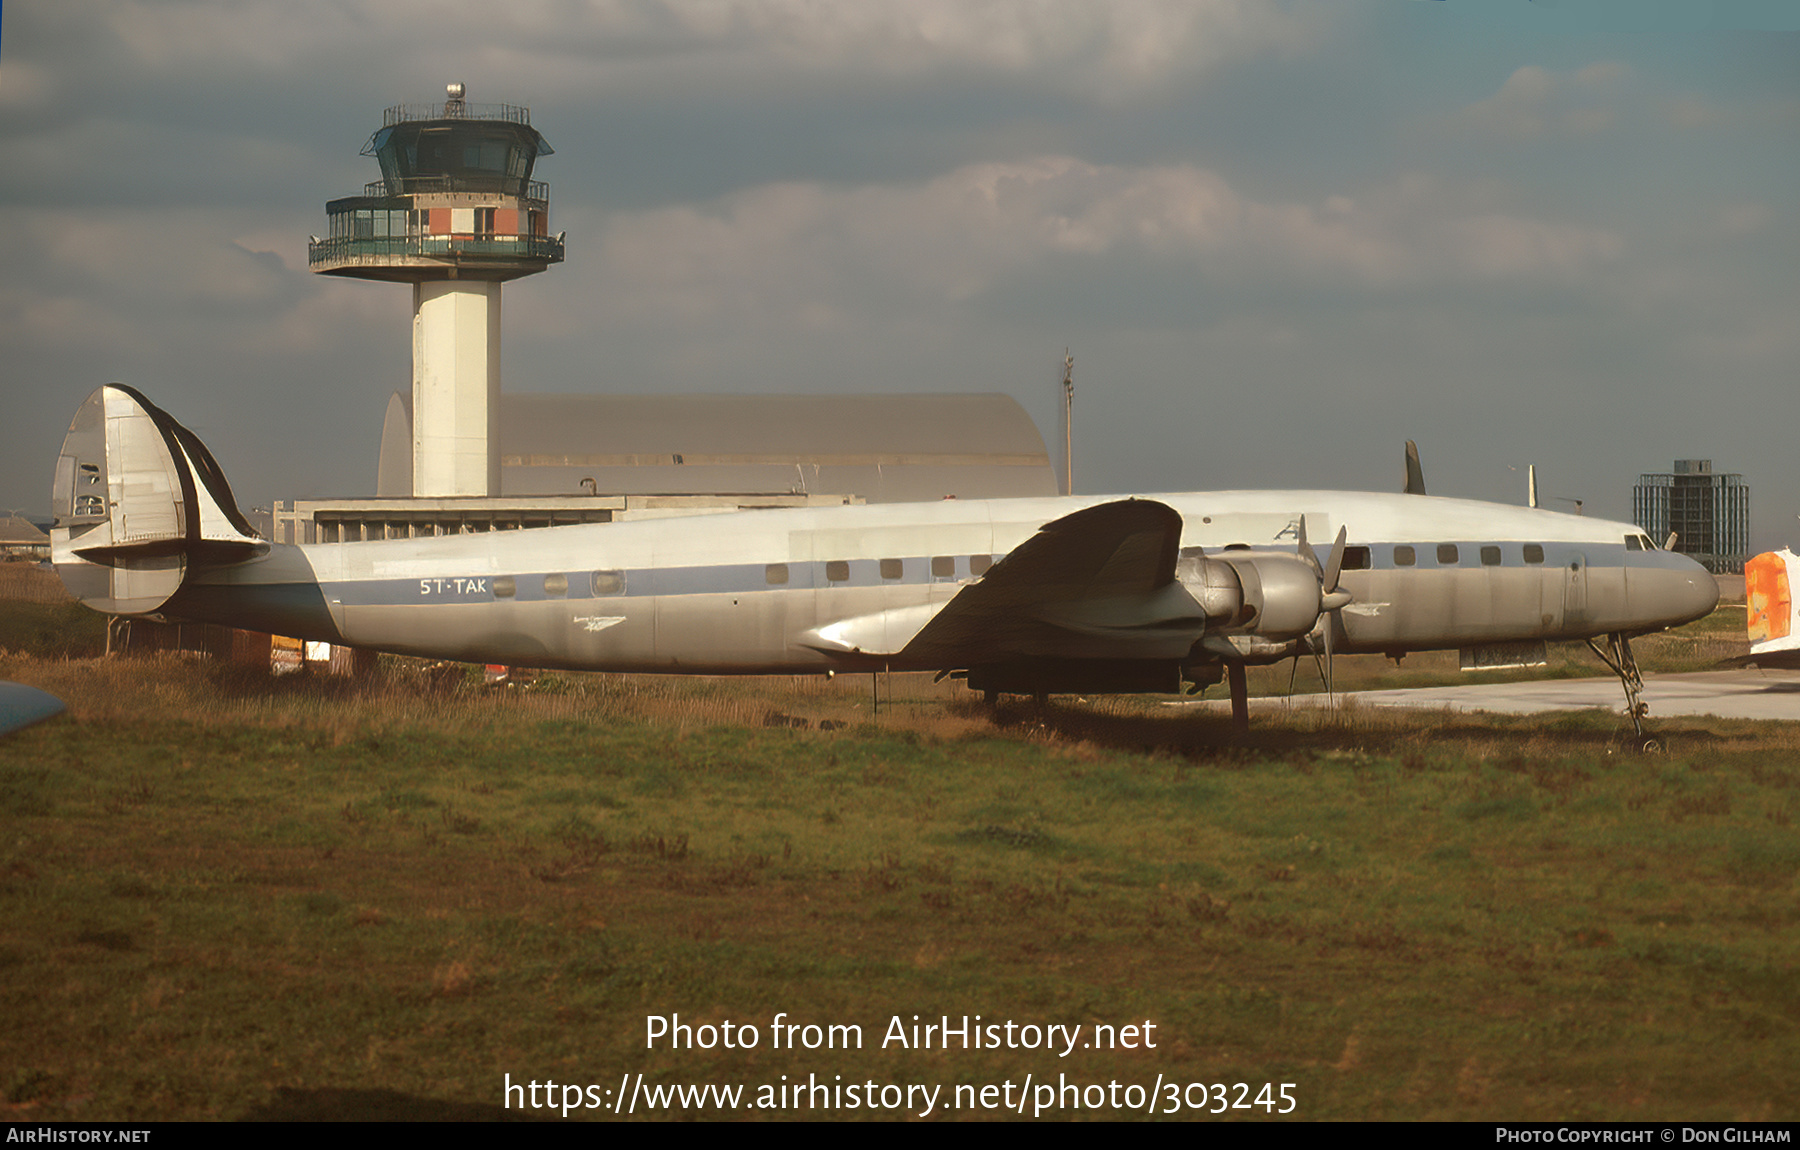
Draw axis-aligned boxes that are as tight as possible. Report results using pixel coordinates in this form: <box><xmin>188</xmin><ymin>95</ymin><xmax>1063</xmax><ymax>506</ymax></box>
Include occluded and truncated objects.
<box><xmin>1638</xmin><ymin>556</ymin><xmax>1720</xmax><ymax>629</ymax></box>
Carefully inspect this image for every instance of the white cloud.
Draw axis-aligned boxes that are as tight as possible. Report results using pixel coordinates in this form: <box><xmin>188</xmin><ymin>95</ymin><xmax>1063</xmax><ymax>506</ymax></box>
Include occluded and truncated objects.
<box><xmin>1455</xmin><ymin>62</ymin><xmax>1628</xmax><ymax>139</ymax></box>
<box><xmin>11</xmin><ymin>0</ymin><xmax>1322</xmax><ymax>103</ymax></box>
<box><xmin>578</xmin><ymin>157</ymin><xmax>1625</xmax><ymax>329</ymax></box>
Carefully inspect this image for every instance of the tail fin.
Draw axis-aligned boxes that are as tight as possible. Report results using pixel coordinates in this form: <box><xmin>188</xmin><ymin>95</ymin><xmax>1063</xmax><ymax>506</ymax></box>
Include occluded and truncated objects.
<box><xmin>1402</xmin><ymin>440</ymin><xmax>1427</xmax><ymax>496</ymax></box>
<box><xmin>51</xmin><ymin>385</ymin><xmax>264</xmax><ymax>615</ymax></box>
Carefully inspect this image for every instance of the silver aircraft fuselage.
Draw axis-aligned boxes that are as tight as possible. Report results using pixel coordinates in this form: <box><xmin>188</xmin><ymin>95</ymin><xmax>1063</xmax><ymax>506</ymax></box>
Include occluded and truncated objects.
<box><xmin>160</xmin><ymin>490</ymin><xmax>1718</xmax><ymax>673</ymax></box>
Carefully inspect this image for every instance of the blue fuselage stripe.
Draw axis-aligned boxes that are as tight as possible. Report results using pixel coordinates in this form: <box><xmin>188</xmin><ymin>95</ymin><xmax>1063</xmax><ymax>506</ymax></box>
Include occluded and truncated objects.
<box><xmin>321</xmin><ymin>541</ymin><xmax>1660</xmax><ymax>609</ymax></box>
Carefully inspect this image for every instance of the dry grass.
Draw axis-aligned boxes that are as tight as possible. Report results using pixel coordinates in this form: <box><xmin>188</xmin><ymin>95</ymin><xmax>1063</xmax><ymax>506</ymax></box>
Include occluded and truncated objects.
<box><xmin>0</xmin><ymin>560</ymin><xmax>71</xmax><ymax>605</ymax></box>
<box><xmin>3</xmin><ymin>650</ymin><xmax>1798</xmax><ymax>1122</ymax></box>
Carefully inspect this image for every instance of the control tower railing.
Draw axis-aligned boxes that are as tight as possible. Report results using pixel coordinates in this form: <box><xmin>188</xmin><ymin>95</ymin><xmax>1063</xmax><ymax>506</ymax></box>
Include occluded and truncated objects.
<box><xmin>381</xmin><ymin>101</ymin><xmax>532</xmax><ymax>126</ymax></box>
<box><xmin>308</xmin><ymin>233</ymin><xmax>565</xmax><ymax>269</ymax></box>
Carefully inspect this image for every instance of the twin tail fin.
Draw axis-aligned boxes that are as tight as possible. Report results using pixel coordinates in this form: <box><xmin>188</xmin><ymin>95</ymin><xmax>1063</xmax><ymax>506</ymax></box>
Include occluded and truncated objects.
<box><xmin>51</xmin><ymin>385</ymin><xmax>264</xmax><ymax>615</ymax></box>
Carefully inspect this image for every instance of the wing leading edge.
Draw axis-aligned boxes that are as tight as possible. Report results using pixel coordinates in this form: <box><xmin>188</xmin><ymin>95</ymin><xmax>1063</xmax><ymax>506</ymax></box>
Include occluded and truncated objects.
<box><xmin>801</xmin><ymin>499</ymin><xmax>1207</xmax><ymax>665</ymax></box>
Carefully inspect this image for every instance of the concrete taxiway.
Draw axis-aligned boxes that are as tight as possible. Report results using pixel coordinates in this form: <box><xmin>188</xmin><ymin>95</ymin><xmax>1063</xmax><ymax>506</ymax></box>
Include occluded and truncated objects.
<box><xmin>1182</xmin><ymin>669</ymin><xmax>1800</xmax><ymax>722</ymax></box>
<box><xmin>1332</xmin><ymin>669</ymin><xmax>1800</xmax><ymax>722</ymax></box>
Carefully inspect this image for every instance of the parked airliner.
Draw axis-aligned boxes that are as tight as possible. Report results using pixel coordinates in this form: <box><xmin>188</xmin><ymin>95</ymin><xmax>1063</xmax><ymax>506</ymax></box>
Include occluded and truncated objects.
<box><xmin>50</xmin><ymin>386</ymin><xmax>1717</xmax><ymax>745</ymax></box>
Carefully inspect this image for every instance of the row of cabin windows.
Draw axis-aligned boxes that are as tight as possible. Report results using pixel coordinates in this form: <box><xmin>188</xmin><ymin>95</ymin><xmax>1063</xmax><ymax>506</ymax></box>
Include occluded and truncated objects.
<box><xmin>767</xmin><ymin>555</ymin><xmax>994</xmax><ymax>586</ymax></box>
<box><xmin>1338</xmin><ymin>535</ymin><xmax>1656</xmax><ymax>571</ymax></box>
<box><xmin>487</xmin><ymin>559</ymin><xmax>996</xmax><ymax>599</ymax></box>
<box><xmin>1387</xmin><ymin>543</ymin><xmax>1545</xmax><ymax>568</ymax></box>
<box><xmin>487</xmin><ymin>536</ymin><xmax>1652</xmax><ymax>599</ymax></box>
<box><xmin>491</xmin><ymin>572</ymin><xmax>600</xmax><ymax>598</ymax></box>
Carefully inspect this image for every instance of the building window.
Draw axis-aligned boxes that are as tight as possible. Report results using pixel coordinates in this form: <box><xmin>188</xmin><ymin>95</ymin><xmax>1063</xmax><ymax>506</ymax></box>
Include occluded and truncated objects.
<box><xmin>1437</xmin><ymin>544</ymin><xmax>1459</xmax><ymax>565</ymax></box>
<box><xmin>880</xmin><ymin>558</ymin><xmax>903</xmax><ymax>580</ymax></box>
<box><xmin>1393</xmin><ymin>545</ymin><xmax>1416</xmax><ymax>567</ymax></box>
<box><xmin>825</xmin><ymin>560</ymin><xmax>850</xmax><ymax>583</ymax></box>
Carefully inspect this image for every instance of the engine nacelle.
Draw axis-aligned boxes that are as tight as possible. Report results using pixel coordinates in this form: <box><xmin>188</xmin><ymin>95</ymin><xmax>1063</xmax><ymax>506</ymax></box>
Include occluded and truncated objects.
<box><xmin>1177</xmin><ymin>551</ymin><xmax>1324</xmax><ymax>643</ymax></box>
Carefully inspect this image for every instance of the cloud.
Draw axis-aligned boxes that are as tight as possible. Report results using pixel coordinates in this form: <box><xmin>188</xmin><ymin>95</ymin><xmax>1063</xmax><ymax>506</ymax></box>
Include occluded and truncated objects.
<box><xmin>1454</xmin><ymin>62</ymin><xmax>1627</xmax><ymax>139</ymax></box>
<box><xmin>574</xmin><ymin>158</ymin><xmax>1625</xmax><ymax>334</ymax></box>
<box><xmin>0</xmin><ymin>207</ymin><xmax>341</xmax><ymax>359</ymax></box>
<box><xmin>8</xmin><ymin>1</ymin><xmax>1323</xmax><ymax>104</ymax></box>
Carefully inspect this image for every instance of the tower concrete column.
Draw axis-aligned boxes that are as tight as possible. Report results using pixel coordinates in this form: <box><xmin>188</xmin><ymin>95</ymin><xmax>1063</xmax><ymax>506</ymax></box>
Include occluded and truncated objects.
<box><xmin>308</xmin><ymin>83</ymin><xmax>562</xmax><ymax>500</ymax></box>
<box><xmin>412</xmin><ymin>280</ymin><xmax>502</xmax><ymax>497</ymax></box>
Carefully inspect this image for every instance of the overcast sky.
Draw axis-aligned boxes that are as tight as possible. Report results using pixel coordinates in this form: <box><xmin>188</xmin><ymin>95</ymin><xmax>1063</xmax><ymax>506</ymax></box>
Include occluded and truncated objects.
<box><xmin>3</xmin><ymin>2</ymin><xmax>1796</xmax><ymax>549</ymax></box>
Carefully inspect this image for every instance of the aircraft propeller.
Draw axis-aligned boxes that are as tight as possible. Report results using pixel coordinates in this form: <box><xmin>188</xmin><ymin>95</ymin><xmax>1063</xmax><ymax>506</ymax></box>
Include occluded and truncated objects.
<box><xmin>1290</xmin><ymin>516</ymin><xmax>1353</xmax><ymax>699</ymax></box>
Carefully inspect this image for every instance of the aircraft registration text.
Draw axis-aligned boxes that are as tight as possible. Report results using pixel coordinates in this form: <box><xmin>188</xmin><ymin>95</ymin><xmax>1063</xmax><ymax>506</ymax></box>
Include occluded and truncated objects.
<box><xmin>420</xmin><ymin>577</ymin><xmax>490</xmax><ymax>596</ymax></box>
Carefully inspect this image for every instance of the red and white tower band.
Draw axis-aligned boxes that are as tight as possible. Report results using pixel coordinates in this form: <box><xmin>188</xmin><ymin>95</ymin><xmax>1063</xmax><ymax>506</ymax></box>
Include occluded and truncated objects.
<box><xmin>309</xmin><ymin>83</ymin><xmax>562</xmax><ymax>498</ymax></box>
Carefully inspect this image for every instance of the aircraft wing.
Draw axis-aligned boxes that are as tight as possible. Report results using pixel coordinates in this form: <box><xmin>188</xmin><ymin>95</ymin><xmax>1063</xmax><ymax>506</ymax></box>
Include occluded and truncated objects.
<box><xmin>898</xmin><ymin>498</ymin><xmax>1205</xmax><ymax>663</ymax></box>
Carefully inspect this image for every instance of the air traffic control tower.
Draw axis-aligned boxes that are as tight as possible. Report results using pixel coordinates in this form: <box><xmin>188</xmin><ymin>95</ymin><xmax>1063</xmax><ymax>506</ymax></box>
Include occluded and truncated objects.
<box><xmin>308</xmin><ymin>83</ymin><xmax>562</xmax><ymax>498</ymax></box>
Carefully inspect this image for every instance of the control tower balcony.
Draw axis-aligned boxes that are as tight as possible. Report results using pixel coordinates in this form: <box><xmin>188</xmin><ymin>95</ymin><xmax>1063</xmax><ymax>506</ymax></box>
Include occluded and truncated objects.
<box><xmin>310</xmin><ymin>89</ymin><xmax>562</xmax><ymax>283</ymax></box>
<box><xmin>309</xmin><ymin>199</ymin><xmax>565</xmax><ymax>282</ymax></box>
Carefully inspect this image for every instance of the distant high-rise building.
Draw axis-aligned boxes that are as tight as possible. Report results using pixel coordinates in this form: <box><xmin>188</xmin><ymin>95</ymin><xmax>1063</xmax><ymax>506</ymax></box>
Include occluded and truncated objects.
<box><xmin>1633</xmin><ymin>460</ymin><xmax>1749</xmax><ymax>574</ymax></box>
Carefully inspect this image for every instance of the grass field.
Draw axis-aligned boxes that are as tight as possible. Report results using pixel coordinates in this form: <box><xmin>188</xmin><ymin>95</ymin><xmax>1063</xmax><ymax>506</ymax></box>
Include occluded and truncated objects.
<box><xmin>1</xmin><ymin>590</ymin><xmax>1795</xmax><ymax>1122</ymax></box>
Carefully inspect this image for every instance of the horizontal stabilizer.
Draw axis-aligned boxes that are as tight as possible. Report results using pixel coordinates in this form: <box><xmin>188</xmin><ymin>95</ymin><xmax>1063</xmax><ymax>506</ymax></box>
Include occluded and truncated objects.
<box><xmin>51</xmin><ymin>385</ymin><xmax>264</xmax><ymax>615</ymax></box>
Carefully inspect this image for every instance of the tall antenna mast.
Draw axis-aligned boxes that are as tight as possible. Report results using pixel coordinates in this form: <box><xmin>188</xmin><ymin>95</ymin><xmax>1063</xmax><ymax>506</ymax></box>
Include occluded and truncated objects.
<box><xmin>1062</xmin><ymin>348</ymin><xmax>1075</xmax><ymax>496</ymax></box>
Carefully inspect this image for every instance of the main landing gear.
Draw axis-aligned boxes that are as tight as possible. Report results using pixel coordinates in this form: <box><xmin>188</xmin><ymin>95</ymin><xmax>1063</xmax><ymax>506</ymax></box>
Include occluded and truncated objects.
<box><xmin>1586</xmin><ymin>632</ymin><xmax>1662</xmax><ymax>754</ymax></box>
<box><xmin>1227</xmin><ymin>663</ymin><xmax>1250</xmax><ymax>733</ymax></box>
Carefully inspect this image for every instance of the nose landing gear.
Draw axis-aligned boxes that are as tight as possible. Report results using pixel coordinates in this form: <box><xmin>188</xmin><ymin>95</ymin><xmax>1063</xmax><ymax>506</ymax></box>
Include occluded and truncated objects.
<box><xmin>1586</xmin><ymin>632</ymin><xmax>1662</xmax><ymax>753</ymax></box>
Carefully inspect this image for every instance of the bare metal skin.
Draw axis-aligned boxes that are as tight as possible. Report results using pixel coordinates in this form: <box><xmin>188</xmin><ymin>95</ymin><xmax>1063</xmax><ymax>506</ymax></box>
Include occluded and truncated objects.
<box><xmin>52</xmin><ymin>386</ymin><xmax>1716</xmax><ymax>738</ymax></box>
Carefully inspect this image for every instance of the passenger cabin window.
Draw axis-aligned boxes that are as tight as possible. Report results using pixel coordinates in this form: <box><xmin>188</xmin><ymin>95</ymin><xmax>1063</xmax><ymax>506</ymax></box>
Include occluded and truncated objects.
<box><xmin>931</xmin><ymin>556</ymin><xmax>956</xmax><ymax>578</ymax></box>
<box><xmin>825</xmin><ymin>560</ymin><xmax>850</xmax><ymax>583</ymax></box>
<box><xmin>1480</xmin><ymin>546</ymin><xmax>1502</xmax><ymax>566</ymax></box>
<box><xmin>1437</xmin><ymin>544</ymin><xmax>1459</xmax><ymax>565</ymax></box>
<box><xmin>971</xmin><ymin>554</ymin><xmax>993</xmax><ymax>576</ymax></box>
<box><xmin>765</xmin><ymin>563</ymin><xmax>789</xmax><ymax>586</ymax></box>
<box><xmin>880</xmin><ymin>558</ymin><xmax>903</xmax><ymax>580</ymax></box>
<box><xmin>544</xmin><ymin>573</ymin><xmax>568</xmax><ymax>596</ymax></box>
<box><xmin>591</xmin><ymin>570</ymin><xmax>624</xmax><ymax>595</ymax></box>
<box><xmin>1523</xmin><ymin>544</ymin><xmax>1545</xmax><ymax>564</ymax></box>
<box><xmin>492</xmin><ymin>576</ymin><xmax>516</xmax><ymax>598</ymax></box>
<box><xmin>1341</xmin><ymin>546</ymin><xmax>1371</xmax><ymax>571</ymax></box>
<box><xmin>1393</xmin><ymin>545</ymin><xmax>1416</xmax><ymax>567</ymax></box>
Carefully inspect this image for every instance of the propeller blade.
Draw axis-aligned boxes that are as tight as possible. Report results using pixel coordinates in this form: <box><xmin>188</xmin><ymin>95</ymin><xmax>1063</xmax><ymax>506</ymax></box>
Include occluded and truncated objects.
<box><xmin>1324</xmin><ymin>609</ymin><xmax>1334</xmax><ymax>700</ymax></box>
<box><xmin>1322</xmin><ymin>526</ymin><xmax>1348</xmax><ymax>594</ymax></box>
<box><xmin>1295</xmin><ymin>515</ymin><xmax>1322</xmax><ymax>578</ymax></box>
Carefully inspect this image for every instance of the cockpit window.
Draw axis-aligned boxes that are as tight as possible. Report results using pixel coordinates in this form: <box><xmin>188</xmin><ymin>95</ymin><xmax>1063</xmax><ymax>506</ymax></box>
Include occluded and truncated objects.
<box><xmin>1625</xmin><ymin>535</ymin><xmax>1642</xmax><ymax>551</ymax></box>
